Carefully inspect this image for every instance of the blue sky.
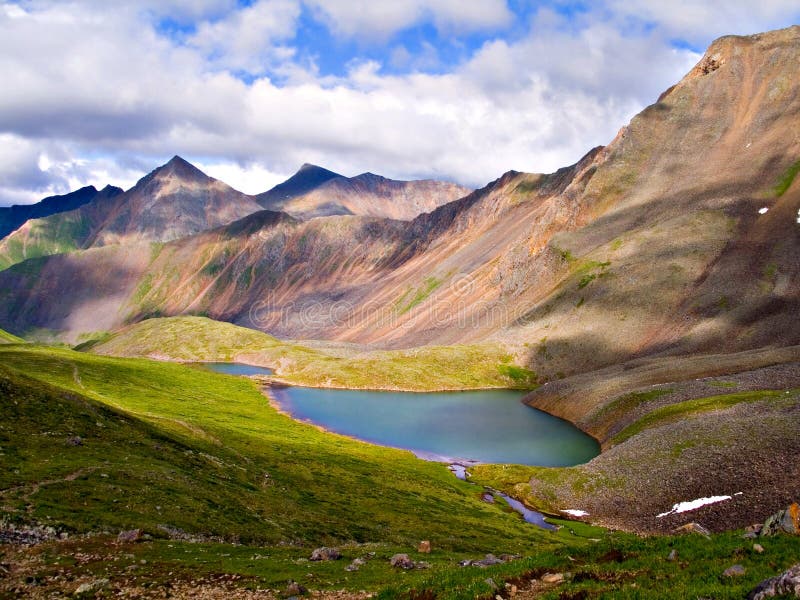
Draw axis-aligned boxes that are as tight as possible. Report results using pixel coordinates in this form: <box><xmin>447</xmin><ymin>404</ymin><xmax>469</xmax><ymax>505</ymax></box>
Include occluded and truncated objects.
<box><xmin>1</xmin><ymin>0</ymin><xmax>799</xmax><ymax>205</ymax></box>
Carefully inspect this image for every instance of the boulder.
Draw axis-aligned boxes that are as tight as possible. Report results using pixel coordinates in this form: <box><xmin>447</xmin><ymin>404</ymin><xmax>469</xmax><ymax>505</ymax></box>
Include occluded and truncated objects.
<box><xmin>116</xmin><ymin>529</ymin><xmax>143</xmax><ymax>543</ymax></box>
<box><xmin>673</xmin><ymin>522</ymin><xmax>710</xmax><ymax>537</ymax></box>
<box><xmin>74</xmin><ymin>578</ymin><xmax>108</xmax><ymax>595</ymax></box>
<box><xmin>418</xmin><ymin>540</ymin><xmax>431</xmax><ymax>553</ymax></box>
<box><xmin>761</xmin><ymin>503</ymin><xmax>800</xmax><ymax>537</ymax></box>
<box><xmin>345</xmin><ymin>558</ymin><xmax>366</xmax><ymax>572</ymax></box>
<box><xmin>753</xmin><ymin>543</ymin><xmax>765</xmax><ymax>554</ymax></box>
<box><xmin>747</xmin><ymin>563</ymin><xmax>800</xmax><ymax>600</ymax></box>
<box><xmin>473</xmin><ymin>554</ymin><xmax>505</xmax><ymax>568</ymax></box>
<box><xmin>309</xmin><ymin>547</ymin><xmax>341</xmax><ymax>561</ymax></box>
<box><xmin>723</xmin><ymin>564</ymin><xmax>746</xmax><ymax>578</ymax></box>
<box><xmin>284</xmin><ymin>580</ymin><xmax>307</xmax><ymax>597</ymax></box>
<box><xmin>541</xmin><ymin>573</ymin><xmax>565</xmax><ymax>584</ymax></box>
<box><xmin>390</xmin><ymin>553</ymin><xmax>415</xmax><ymax>569</ymax></box>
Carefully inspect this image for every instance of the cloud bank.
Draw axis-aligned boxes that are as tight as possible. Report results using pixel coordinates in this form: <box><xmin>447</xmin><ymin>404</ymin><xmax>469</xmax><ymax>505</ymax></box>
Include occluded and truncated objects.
<box><xmin>0</xmin><ymin>1</ymin><xmax>798</xmax><ymax>204</ymax></box>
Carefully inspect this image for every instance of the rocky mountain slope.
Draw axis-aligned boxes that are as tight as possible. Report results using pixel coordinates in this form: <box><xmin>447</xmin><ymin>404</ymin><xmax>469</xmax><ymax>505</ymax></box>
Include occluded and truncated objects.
<box><xmin>0</xmin><ymin>184</ymin><xmax>123</xmax><ymax>239</ymax></box>
<box><xmin>1</xmin><ymin>27</ymin><xmax>800</xmax><ymax>381</ymax></box>
<box><xmin>257</xmin><ymin>163</ymin><xmax>471</xmax><ymax>220</ymax></box>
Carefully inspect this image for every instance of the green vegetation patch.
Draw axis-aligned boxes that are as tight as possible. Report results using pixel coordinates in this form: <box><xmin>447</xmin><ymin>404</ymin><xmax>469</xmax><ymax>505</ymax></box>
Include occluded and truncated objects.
<box><xmin>0</xmin><ymin>326</ymin><xmax>24</xmax><ymax>344</ymax></box>
<box><xmin>0</xmin><ymin>344</ymin><xmax>553</xmax><ymax>551</ymax></box>
<box><xmin>772</xmin><ymin>158</ymin><xmax>800</xmax><ymax>197</ymax></box>
<box><xmin>397</xmin><ymin>276</ymin><xmax>443</xmax><ymax>315</ymax></box>
<box><xmin>92</xmin><ymin>317</ymin><xmax>537</xmax><ymax>391</ymax></box>
<box><xmin>611</xmin><ymin>389</ymin><xmax>791</xmax><ymax>445</ymax></box>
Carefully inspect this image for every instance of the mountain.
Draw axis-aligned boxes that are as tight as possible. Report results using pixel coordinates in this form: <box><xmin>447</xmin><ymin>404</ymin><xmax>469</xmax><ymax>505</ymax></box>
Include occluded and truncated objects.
<box><xmin>0</xmin><ymin>156</ymin><xmax>263</xmax><ymax>270</ymax></box>
<box><xmin>256</xmin><ymin>162</ymin><xmax>342</xmax><ymax>206</ymax></box>
<box><xmin>257</xmin><ymin>164</ymin><xmax>471</xmax><ymax>220</ymax></box>
<box><xmin>1</xmin><ymin>26</ymin><xmax>800</xmax><ymax>376</ymax></box>
<box><xmin>0</xmin><ymin>184</ymin><xmax>123</xmax><ymax>240</ymax></box>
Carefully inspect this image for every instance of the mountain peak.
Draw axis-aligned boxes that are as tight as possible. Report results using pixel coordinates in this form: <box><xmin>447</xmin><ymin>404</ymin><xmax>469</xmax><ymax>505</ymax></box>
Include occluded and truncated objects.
<box><xmin>157</xmin><ymin>155</ymin><xmax>210</xmax><ymax>181</ymax></box>
<box><xmin>256</xmin><ymin>163</ymin><xmax>342</xmax><ymax>208</ymax></box>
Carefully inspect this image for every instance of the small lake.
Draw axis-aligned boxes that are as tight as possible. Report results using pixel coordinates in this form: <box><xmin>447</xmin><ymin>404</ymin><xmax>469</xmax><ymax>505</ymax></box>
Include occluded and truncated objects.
<box><xmin>271</xmin><ymin>387</ymin><xmax>599</xmax><ymax>466</ymax></box>
<box><xmin>200</xmin><ymin>362</ymin><xmax>274</xmax><ymax>376</ymax></box>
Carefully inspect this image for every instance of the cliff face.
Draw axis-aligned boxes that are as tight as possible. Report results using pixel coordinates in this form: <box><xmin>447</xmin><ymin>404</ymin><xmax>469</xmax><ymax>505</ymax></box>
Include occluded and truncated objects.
<box><xmin>1</xmin><ymin>27</ymin><xmax>799</xmax><ymax>374</ymax></box>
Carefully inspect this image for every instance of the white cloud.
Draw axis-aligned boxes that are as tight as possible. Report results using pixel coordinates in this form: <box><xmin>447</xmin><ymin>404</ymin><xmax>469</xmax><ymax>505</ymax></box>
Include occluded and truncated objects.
<box><xmin>304</xmin><ymin>0</ymin><xmax>512</xmax><ymax>39</ymax></box>
<box><xmin>0</xmin><ymin>1</ymin><xmax>798</xmax><ymax>206</ymax></box>
<box><xmin>197</xmin><ymin>161</ymin><xmax>290</xmax><ymax>194</ymax></box>
<box><xmin>606</xmin><ymin>0</ymin><xmax>800</xmax><ymax>44</ymax></box>
<box><xmin>189</xmin><ymin>0</ymin><xmax>301</xmax><ymax>74</ymax></box>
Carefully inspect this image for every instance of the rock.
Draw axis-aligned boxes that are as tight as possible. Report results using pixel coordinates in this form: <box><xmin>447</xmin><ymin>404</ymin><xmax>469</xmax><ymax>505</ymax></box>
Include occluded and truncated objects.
<box><xmin>345</xmin><ymin>558</ymin><xmax>366</xmax><ymax>572</ymax></box>
<box><xmin>667</xmin><ymin>549</ymin><xmax>678</xmax><ymax>561</ymax></box>
<box><xmin>66</xmin><ymin>436</ymin><xmax>83</xmax><ymax>447</ymax></box>
<box><xmin>284</xmin><ymin>580</ymin><xmax>307</xmax><ymax>596</ymax></box>
<box><xmin>116</xmin><ymin>529</ymin><xmax>143</xmax><ymax>543</ymax></box>
<box><xmin>541</xmin><ymin>572</ymin><xmax>565</xmax><ymax>584</ymax></box>
<box><xmin>508</xmin><ymin>583</ymin><xmax>518</xmax><ymax>596</ymax></box>
<box><xmin>390</xmin><ymin>554</ymin><xmax>415</xmax><ymax>570</ymax></box>
<box><xmin>499</xmin><ymin>553</ymin><xmax>521</xmax><ymax>562</ymax></box>
<box><xmin>753</xmin><ymin>543</ymin><xmax>765</xmax><ymax>554</ymax></box>
<box><xmin>415</xmin><ymin>561</ymin><xmax>431</xmax><ymax>570</ymax></box>
<box><xmin>459</xmin><ymin>559</ymin><xmax>473</xmax><ymax>567</ymax></box>
<box><xmin>761</xmin><ymin>503</ymin><xmax>800</xmax><ymax>537</ymax></box>
<box><xmin>309</xmin><ymin>547</ymin><xmax>341</xmax><ymax>561</ymax></box>
<box><xmin>481</xmin><ymin>493</ymin><xmax>495</xmax><ymax>503</ymax></box>
<box><xmin>418</xmin><ymin>540</ymin><xmax>431</xmax><ymax>553</ymax></box>
<box><xmin>673</xmin><ymin>522</ymin><xmax>711</xmax><ymax>537</ymax></box>
<box><xmin>484</xmin><ymin>577</ymin><xmax>499</xmax><ymax>591</ymax></box>
<box><xmin>723</xmin><ymin>564</ymin><xmax>746</xmax><ymax>577</ymax></box>
<box><xmin>74</xmin><ymin>578</ymin><xmax>108</xmax><ymax>595</ymax></box>
<box><xmin>473</xmin><ymin>554</ymin><xmax>504</xmax><ymax>568</ymax></box>
<box><xmin>747</xmin><ymin>563</ymin><xmax>800</xmax><ymax>600</ymax></box>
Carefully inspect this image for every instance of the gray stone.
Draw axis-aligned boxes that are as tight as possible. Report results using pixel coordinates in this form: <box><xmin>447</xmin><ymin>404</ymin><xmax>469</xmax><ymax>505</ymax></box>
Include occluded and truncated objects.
<box><xmin>747</xmin><ymin>563</ymin><xmax>800</xmax><ymax>600</ymax></box>
<box><xmin>345</xmin><ymin>558</ymin><xmax>366</xmax><ymax>572</ymax></box>
<box><xmin>723</xmin><ymin>564</ymin><xmax>746</xmax><ymax>577</ymax></box>
<box><xmin>761</xmin><ymin>503</ymin><xmax>800</xmax><ymax>537</ymax></box>
<box><xmin>390</xmin><ymin>553</ymin><xmax>415</xmax><ymax>569</ymax></box>
<box><xmin>74</xmin><ymin>578</ymin><xmax>109</xmax><ymax>595</ymax></box>
<box><xmin>541</xmin><ymin>572</ymin><xmax>565</xmax><ymax>584</ymax></box>
<box><xmin>116</xmin><ymin>529</ymin><xmax>143</xmax><ymax>543</ymax></box>
<box><xmin>667</xmin><ymin>549</ymin><xmax>678</xmax><ymax>562</ymax></box>
<box><xmin>309</xmin><ymin>547</ymin><xmax>341</xmax><ymax>561</ymax></box>
<box><xmin>473</xmin><ymin>554</ymin><xmax>505</xmax><ymax>568</ymax></box>
<box><xmin>284</xmin><ymin>580</ymin><xmax>307</xmax><ymax>596</ymax></box>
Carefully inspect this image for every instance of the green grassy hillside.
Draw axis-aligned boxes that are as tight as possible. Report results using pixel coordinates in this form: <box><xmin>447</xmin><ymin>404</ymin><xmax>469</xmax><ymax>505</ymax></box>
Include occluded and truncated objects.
<box><xmin>89</xmin><ymin>316</ymin><xmax>537</xmax><ymax>390</ymax></box>
<box><xmin>0</xmin><ymin>326</ymin><xmax>23</xmax><ymax>344</ymax></box>
<box><xmin>2</xmin><ymin>344</ymin><xmax>799</xmax><ymax>599</ymax></box>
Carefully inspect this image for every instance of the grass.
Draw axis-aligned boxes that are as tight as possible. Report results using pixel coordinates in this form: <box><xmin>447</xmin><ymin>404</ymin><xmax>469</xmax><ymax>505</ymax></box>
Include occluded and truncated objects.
<box><xmin>0</xmin><ymin>344</ymin><xmax>553</xmax><ymax>550</ymax></box>
<box><xmin>0</xmin><ymin>326</ymin><xmax>24</xmax><ymax>344</ymax></box>
<box><xmin>772</xmin><ymin>158</ymin><xmax>800</xmax><ymax>197</ymax></box>
<box><xmin>610</xmin><ymin>389</ymin><xmax>790</xmax><ymax>445</ymax></box>
<box><xmin>398</xmin><ymin>276</ymin><xmax>444</xmax><ymax>315</ymax></box>
<box><xmin>90</xmin><ymin>316</ymin><xmax>538</xmax><ymax>391</ymax></box>
<box><xmin>3</xmin><ymin>342</ymin><xmax>799</xmax><ymax>598</ymax></box>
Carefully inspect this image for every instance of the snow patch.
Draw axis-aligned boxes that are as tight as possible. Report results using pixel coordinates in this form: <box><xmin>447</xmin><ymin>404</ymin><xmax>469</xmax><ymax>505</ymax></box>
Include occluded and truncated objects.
<box><xmin>656</xmin><ymin>495</ymin><xmax>733</xmax><ymax>518</ymax></box>
<box><xmin>561</xmin><ymin>509</ymin><xmax>589</xmax><ymax>517</ymax></box>
<box><xmin>758</xmin><ymin>207</ymin><xmax>769</xmax><ymax>214</ymax></box>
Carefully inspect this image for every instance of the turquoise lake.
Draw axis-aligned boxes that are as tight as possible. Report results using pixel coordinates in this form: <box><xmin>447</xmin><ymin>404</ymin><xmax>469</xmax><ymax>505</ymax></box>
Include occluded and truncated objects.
<box><xmin>270</xmin><ymin>387</ymin><xmax>599</xmax><ymax>466</ymax></box>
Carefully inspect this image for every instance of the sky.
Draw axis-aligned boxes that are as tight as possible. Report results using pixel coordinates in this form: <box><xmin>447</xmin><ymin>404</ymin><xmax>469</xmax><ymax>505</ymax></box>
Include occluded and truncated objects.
<box><xmin>1</xmin><ymin>1</ymin><xmax>799</xmax><ymax>205</ymax></box>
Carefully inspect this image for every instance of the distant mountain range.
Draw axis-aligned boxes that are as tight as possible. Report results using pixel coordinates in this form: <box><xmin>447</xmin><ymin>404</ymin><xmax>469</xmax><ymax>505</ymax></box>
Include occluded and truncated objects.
<box><xmin>0</xmin><ymin>184</ymin><xmax>123</xmax><ymax>239</ymax></box>
<box><xmin>1</xmin><ymin>26</ymin><xmax>800</xmax><ymax>383</ymax></box>
<box><xmin>0</xmin><ymin>157</ymin><xmax>469</xmax><ymax>270</ymax></box>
